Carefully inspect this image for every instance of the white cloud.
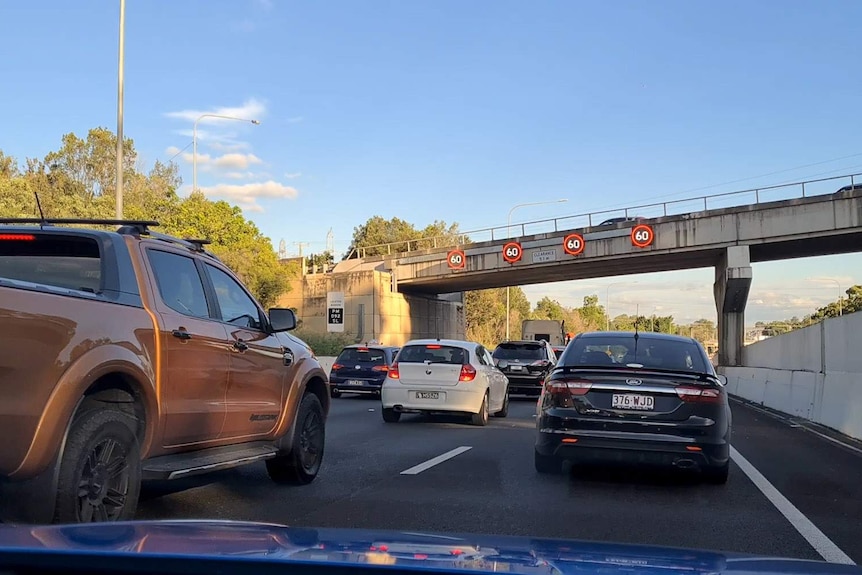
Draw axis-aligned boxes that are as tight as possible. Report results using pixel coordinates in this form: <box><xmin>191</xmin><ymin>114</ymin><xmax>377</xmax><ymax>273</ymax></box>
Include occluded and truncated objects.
<box><xmin>214</xmin><ymin>153</ymin><xmax>263</xmax><ymax>170</ymax></box>
<box><xmin>224</xmin><ymin>171</ymin><xmax>271</xmax><ymax>180</ymax></box>
<box><xmin>165</xmin><ymin>145</ymin><xmax>182</xmax><ymax>156</ymax></box>
<box><xmin>200</xmin><ymin>180</ymin><xmax>298</xmax><ymax>212</ymax></box>
<box><xmin>284</xmin><ymin>171</ymin><xmax>302</xmax><ymax>179</ymax></box>
<box><xmin>165</xmin><ymin>99</ymin><xmax>266</xmax><ymax>125</ymax></box>
<box><xmin>209</xmin><ymin>140</ymin><xmax>250</xmax><ymax>152</ymax></box>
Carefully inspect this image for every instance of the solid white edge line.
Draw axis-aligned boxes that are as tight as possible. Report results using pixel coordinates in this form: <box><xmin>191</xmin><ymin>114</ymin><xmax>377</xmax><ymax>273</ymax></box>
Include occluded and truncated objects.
<box><xmin>400</xmin><ymin>446</ymin><xmax>473</xmax><ymax>475</ymax></box>
<box><xmin>730</xmin><ymin>446</ymin><xmax>855</xmax><ymax>565</ymax></box>
<box><xmin>730</xmin><ymin>397</ymin><xmax>862</xmax><ymax>456</ymax></box>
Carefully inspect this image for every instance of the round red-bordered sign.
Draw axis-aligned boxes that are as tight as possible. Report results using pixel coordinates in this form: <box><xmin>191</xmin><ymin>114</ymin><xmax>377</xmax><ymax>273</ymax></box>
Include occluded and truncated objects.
<box><xmin>502</xmin><ymin>241</ymin><xmax>523</xmax><ymax>264</ymax></box>
<box><xmin>563</xmin><ymin>233</ymin><xmax>585</xmax><ymax>256</ymax></box>
<box><xmin>631</xmin><ymin>224</ymin><xmax>655</xmax><ymax>248</ymax></box>
<box><xmin>447</xmin><ymin>249</ymin><xmax>466</xmax><ymax>269</ymax></box>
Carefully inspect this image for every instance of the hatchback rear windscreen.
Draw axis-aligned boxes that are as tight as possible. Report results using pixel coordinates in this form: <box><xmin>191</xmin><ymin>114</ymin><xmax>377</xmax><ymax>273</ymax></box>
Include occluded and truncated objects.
<box><xmin>0</xmin><ymin>233</ymin><xmax>101</xmax><ymax>292</ymax></box>
<box><xmin>336</xmin><ymin>348</ymin><xmax>387</xmax><ymax>365</ymax></box>
<box><xmin>397</xmin><ymin>344</ymin><xmax>468</xmax><ymax>365</ymax></box>
<box><xmin>492</xmin><ymin>343</ymin><xmax>545</xmax><ymax>361</ymax></box>
<box><xmin>563</xmin><ymin>336</ymin><xmax>708</xmax><ymax>373</ymax></box>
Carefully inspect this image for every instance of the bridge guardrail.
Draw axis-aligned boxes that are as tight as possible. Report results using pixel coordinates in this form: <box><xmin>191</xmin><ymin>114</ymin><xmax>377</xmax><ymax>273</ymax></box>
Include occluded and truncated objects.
<box><xmin>345</xmin><ymin>172</ymin><xmax>861</xmax><ymax>259</ymax></box>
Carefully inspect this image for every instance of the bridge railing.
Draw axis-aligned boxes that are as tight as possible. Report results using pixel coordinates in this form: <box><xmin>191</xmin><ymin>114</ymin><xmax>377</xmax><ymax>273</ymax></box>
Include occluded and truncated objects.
<box><xmin>345</xmin><ymin>172</ymin><xmax>861</xmax><ymax>259</ymax></box>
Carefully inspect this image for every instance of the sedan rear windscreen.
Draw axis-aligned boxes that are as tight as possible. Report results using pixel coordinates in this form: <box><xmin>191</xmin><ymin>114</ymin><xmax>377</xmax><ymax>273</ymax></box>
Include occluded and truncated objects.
<box><xmin>562</xmin><ymin>335</ymin><xmax>708</xmax><ymax>373</ymax></box>
<box><xmin>397</xmin><ymin>344</ymin><xmax>468</xmax><ymax>365</ymax></box>
<box><xmin>0</xmin><ymin>233</ymin><xmax>101</xmax><ymax>292</ymax></box>
<box><xmin>336</xmin><ymin>348</ymin><xmax>387</xmax><ymax>365</ymax></box>
<box><xmin>492</xmin><ymin>343</ymin><xmax>545</xmax><ymax>361</ymax></box>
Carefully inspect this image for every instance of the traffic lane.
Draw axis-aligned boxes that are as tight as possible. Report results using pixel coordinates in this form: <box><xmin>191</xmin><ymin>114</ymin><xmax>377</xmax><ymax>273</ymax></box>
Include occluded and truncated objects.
<box><xmin>138</xmin><ymin>396</ymin><xmax>838</xmax><ymax>563</ymax></box>
<box><xmin>728</xmin><ymin>398</ymin><xmax>862</xmax><ymax>564</ymax></box>
<box><xmin>295</xmin><ymin>398</ymin><xmax>823</xmax><ymax>562</ymax></box>
<box><xmin>137</xmin><ymin>395</ymin><xmax>495</xmax><ymax>522</ymax></box>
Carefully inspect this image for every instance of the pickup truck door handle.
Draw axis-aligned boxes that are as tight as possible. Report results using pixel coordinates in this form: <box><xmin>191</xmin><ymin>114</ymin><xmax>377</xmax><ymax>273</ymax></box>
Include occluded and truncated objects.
<box><xmin>233</xmin><ymin>340</ymin><xmax>249</xmax><ymax>352</ymax></box>
<box><xmin>172</xmin><ymin>329</ymin><xmax>192</xmax><ymax>340</ymax></box>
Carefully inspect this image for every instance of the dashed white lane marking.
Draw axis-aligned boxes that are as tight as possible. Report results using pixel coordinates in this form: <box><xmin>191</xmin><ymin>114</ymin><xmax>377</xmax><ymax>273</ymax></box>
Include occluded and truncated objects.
<box><xmin>400</xmin><ymin>446</ymin><xmax>473</xmax><ymax>475</ymax></box>
<box><xmin>730</xmin><ymin>446</ymin><xmax>855</xmax><ymax>565</ymax></box>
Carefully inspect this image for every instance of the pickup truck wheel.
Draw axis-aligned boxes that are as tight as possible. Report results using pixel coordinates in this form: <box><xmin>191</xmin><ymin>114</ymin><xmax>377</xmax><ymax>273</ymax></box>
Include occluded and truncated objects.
<box><xmin>54</xmin><ymin>408</ymin><xmax>141</xmax><ymax>524</ymax></box>
<box><xmin>266</xmin><ymin>393</ymin><xmax>325</xmax><ymax>485</ymax></box>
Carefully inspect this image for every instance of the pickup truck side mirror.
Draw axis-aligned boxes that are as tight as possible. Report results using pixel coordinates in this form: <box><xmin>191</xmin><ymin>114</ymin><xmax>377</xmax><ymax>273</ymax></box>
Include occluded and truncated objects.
<box><xmin>268</xmin><ymin>308</ymin><xmax>297</xmax><ymax>332</ymax></box>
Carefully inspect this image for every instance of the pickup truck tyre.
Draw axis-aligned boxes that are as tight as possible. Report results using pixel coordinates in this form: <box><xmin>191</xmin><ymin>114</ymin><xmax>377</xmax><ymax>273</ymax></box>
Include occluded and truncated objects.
<box><xmin>266</xmin><ymin>393</ymin><xmax>325</xmax><ymax>485</ymax></box>
<box><xmin>53</xmin><ymin>408</ymin><xmax>141</xmax><ymax>523</ymax></box>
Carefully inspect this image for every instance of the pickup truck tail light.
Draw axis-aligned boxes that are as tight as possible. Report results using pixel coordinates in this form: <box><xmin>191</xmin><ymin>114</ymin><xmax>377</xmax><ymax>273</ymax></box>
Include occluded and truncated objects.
<box><xmin>387</xmin><ymin>363</ymin><xmax>400</xmax><ymax>379</ymax></box>
<box><xmin>459</xmin><ymin>364</ymin><xmax>477</xmax><ymax>382</ymax></box>
<box><xmin>675</xmin><ymin>386</ymin><xmax>722</xmax><ymax>403</ymax></box>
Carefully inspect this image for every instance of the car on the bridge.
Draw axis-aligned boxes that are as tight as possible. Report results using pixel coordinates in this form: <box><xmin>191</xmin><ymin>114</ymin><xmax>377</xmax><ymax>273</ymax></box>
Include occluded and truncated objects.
<box><xmin>492</xmin><ymin>340</ymin><xmax>557</xmax><ymax>396</ymax></box>
<box><xmin>534</xmin><ymin>331</ymin><xmax>731</xmax><ymax>483</ymax></box>
<box><xmin>596</xmin><ymin>216</ymin><xmax>646</xmax><ymax>226</ymax></box>
<box><xmin>380</xmin><ymin>339</ymin><xmax>509</xmax><ymax>425</ymax></box>
<box><xmin>0</xmin><ymin>218</ymin><xmax>330</xmax><ymax>524</ymax></box>
<box><xmin>329</xmin><ymin>344</ymin><xmax>400</xmax><ymax>398</ymax></box>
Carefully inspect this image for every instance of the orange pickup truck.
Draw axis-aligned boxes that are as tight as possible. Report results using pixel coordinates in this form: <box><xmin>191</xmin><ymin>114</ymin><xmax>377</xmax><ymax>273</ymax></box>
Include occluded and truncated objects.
<box><xmin>0</xmin><ymin>219</ymin><xmax>329</xmax><ymax>524</ymax></box>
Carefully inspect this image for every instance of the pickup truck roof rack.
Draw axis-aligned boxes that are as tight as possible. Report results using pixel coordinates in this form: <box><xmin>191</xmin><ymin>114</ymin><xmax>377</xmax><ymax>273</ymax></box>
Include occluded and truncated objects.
<box><xmin>0</xmin><ymin>217</ymin><xmax>220</xmax><ymax>261</ymax></box>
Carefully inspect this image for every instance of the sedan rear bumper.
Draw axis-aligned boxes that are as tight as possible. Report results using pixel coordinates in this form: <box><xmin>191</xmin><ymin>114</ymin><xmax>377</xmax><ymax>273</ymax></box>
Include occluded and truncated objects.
<box><xmin>535</xmin><ymin>429</ymin><xmax>729</xmax><ymax>469</ymax></box>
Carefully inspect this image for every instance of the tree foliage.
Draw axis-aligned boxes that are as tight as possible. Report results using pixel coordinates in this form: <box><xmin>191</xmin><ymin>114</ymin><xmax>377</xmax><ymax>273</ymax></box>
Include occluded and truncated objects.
<box><xmin>0</xmin><ymin>128</ymin><xmax>292</xmax><ymax>307</ymax></box>
<box><xmin>345</xmin><ymin>215</ymin><xmax>464</xmax><ymax>258</ymax></box>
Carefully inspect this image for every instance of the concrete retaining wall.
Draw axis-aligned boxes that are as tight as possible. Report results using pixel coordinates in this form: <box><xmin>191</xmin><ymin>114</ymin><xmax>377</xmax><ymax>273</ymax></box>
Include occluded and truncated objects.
<box><xmin>721</xmin><ymin>311</ymin><xmax>862</xmax><ymax>440</ymax></box>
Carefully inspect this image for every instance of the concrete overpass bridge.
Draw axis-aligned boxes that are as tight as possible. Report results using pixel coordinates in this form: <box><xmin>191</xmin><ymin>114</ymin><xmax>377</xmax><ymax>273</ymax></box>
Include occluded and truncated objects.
<box><xmin>333</xmin><ymin>173</ymin><xmax>862</xmax><ymax>366</ymax></box>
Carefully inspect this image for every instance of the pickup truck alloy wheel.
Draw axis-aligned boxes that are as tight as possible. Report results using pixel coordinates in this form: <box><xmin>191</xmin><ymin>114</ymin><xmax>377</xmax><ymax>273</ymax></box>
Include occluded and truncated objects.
<box><xmin>266</xmin><ymin>393</ymin><xmax>326</xmax><ymax>485</ymax></box>
<box><xmin>54</xmin><ymin>409</ymin><xmax>141</xmax><ymax>523</ymax></box>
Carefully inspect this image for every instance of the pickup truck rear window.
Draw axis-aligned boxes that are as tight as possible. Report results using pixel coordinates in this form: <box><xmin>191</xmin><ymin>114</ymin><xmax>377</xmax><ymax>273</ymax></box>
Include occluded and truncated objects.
<box><xmin>0</xmin><ymin>233</ymin><xmax>101</xmax><ymax>292</ymax></box>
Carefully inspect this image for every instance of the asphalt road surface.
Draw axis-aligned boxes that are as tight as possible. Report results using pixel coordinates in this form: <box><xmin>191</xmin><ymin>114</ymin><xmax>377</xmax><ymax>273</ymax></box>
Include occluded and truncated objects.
<box><xmin>137</xmin><ymin>394</ymin><xmax>862</xmax><ymax>565</ymax></box>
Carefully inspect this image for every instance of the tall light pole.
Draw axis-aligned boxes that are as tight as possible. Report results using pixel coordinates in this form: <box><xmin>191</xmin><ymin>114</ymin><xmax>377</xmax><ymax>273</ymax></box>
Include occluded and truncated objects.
<box><xmin>504</xmin><ymin>199</ymin><xmax>568</xmax><ymax>340</ymax></box>
<box><xmin>115</xmin><ymin>0</ymin><xmax>126</xmax><ymax>219</ymax></box>
<box><xmin>193</xmin><ymin>114</ymin><xmax>261</xmax><ymax>193</ymax></box>
<box><xmin>605</xmin><ymin>281</ymin><xmax>638</xmax><ymax>331</ymax></box>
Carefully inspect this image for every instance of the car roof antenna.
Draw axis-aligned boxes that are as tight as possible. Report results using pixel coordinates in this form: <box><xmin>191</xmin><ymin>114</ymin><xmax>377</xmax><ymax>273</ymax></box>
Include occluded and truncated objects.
<box><xmin>33</xmin><ymin>191</ymin><xmax>46</xmax><ymax>228</ymax></box>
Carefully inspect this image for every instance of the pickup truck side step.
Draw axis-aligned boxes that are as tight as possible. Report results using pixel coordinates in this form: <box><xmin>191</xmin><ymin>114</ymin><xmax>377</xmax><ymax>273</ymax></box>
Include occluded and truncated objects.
<box><xmin>142</xmin><ymin>442</ymin><xmax>279</xmax><ymax>481</ymax></box>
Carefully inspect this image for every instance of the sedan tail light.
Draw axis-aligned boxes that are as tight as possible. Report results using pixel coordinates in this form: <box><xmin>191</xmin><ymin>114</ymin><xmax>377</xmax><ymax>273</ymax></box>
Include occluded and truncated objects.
<box><xmin>675</xmin><ymin>386</ymin><xmax>722</xmax><ymax>403</ymax></box>
<box><xmin>387</xmin><ymin>363</ymin><xmax>400</xmax><ymax>379</ymax></box>
<box><xmin>459</xmin><ymin>364</ymin><xmax>477</xmax><ymax>382</ymax></box>
<box><xmin>544</xmin><ymin>378</ymin><xmax>592</xmax><ymax>407</ymax></box>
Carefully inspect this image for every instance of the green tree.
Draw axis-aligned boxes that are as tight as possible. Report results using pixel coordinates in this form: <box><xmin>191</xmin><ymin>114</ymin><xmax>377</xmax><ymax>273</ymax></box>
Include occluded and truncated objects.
<box><xmin>578</xmin><ymin>294</ymin><xmax>607</xmax><ymax>330</ymax></box>
<box><xmin>533</xmin><ymin>296</ymin><xmax>566</xmax><ymax>321</ymax></box>
<box><xmin>464</xmin><ymin>287</ymin><xmax>530</xmax><ymax>347</ymax></box>
<box><xmin>306</xmin><ymin>251</ymin><xmax>335</xmax><ymax>271</ymax></box>
<box><xmin>345</xmin><ymin>216</ymin><xmax>463</xmax><ymax>258</ymax></box>
<box><xmin>0</xmin><ymin>129</ymin><xmax>292</xmax><ymax>307</ymax></box>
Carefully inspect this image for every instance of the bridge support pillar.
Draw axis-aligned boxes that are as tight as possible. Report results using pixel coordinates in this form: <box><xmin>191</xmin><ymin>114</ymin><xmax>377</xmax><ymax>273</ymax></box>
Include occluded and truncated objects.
<box><xmin>713</xmin><ymin>246</ymin><xmax>752</xmax><ymax>366</ymax></box>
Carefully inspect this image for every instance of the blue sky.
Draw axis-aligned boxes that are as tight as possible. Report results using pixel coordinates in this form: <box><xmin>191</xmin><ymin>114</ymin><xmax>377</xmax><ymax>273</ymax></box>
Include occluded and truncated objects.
<box><xmin>1</xmin><ymin>0</ymin><xmax>861</xmax><ymax>323</ymax></box>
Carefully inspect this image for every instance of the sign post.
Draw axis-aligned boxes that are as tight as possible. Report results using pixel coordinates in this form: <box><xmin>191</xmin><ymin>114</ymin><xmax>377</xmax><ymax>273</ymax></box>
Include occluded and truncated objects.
<box><xmin>326</xmin><ymin>291</ymin><xmax>345</xmax><ymax>333</ymax></box>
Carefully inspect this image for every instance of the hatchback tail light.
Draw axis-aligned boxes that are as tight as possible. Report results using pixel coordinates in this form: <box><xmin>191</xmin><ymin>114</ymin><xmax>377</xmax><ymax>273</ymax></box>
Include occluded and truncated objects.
<box><xmin>459</xmin><ymin>364</ymin><xmax>477</xmax><ymax>382</ymax></box>
<box><xmin>675</xmin><ymin>386</ymin><xmax>722</xmax><ymax>403</ymax></box>
<box><xmin>0</xmin><ymin>234</ymin><xmax>36</xmax><ymax>241</ymax></box>
<box><xmin>530</xmin><ymin>360</ymin><xmax>550</xmax><ymax>368</ymax></box>
<box><xmin>331</xmin><ymin>363</ymin><xmax>343</xmax><ymax>371</ymax></box>
<box><xmin>387</xmin><ymin>363</ymin><xmax>400</xmax><ymax>379</ymax></box>
<box><xmin>372</xmin><ymin>365</ymin><xmax>390</xmax><ymax>372</ymax></box>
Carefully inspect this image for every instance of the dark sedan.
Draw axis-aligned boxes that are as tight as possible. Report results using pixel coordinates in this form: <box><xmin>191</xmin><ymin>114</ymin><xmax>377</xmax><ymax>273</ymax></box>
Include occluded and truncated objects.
<box><xmin>329</xmin><ymin>345</ymin><xmax>400</xmax><ymax>398</ymax></box>
<box><xmin>534</xmin><ymin>331</ymin><xmax>731</xmax><ymax>483</ymax></box>
<box><xmin>492</xmin><ymin>340</ymin><xmax>556</xmax><ymax>396</ymax></box>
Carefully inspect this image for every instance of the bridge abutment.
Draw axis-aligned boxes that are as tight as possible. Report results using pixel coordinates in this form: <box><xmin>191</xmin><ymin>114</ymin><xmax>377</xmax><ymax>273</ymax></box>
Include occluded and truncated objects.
<box><xmin>714</xmin><ymin>246</ymin><xmax>752</xmax><ymax>366</ymax></box>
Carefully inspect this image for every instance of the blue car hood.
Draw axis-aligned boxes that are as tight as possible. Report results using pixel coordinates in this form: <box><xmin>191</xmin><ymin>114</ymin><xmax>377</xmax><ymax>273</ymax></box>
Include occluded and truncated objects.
<box><xmin>0</xmin><ymin>521</ymin><xmax>856</xmax><ymax>575</ymax></box>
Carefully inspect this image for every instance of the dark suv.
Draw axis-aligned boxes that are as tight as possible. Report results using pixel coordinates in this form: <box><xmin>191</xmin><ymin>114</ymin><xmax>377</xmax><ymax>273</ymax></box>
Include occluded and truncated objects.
<box><xmin>492</xmin><ymin>340</ymin><xmax>556</xmax><ymax>395</ymax></box>
<box><xmin>329</xmin><ymin>345</ymin><xmax>400</xmax><ymax>398</ymax></box>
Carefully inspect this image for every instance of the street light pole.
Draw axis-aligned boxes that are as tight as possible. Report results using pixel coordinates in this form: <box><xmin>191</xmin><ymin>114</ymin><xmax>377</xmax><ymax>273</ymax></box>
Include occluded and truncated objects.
<box><xmin>193</xmin><ymin>114</ymin><xmax>261</xmax><ymax>193</ymax></box>
<box><xmin>115</xmin><ymin>0</ymin><xmax>126</xmax><ymax>219</ymax></box>
<box><xmin>504</xmin><ymin>199</ymin><xmax>568</xmax><ymax>340</ymax></box>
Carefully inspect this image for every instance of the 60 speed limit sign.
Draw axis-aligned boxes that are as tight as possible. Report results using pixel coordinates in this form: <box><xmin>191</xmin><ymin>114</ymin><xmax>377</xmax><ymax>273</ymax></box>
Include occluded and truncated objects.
<box><xmin>563</xmin><ymin>233</ymin><xmax>585</xmax><ymax>256</ymax></box>
<box><xmin>502</xmin><ymin>241</ymin><xmax>523</xmax><ymax>264</ymax></box>
<box><xmin>447</xmin><ymin>249</ymin><xmax>466</xmax><ymax>269</ymax></box>
<box><xmin>631</xmin><ymin>224</ymin><xmax>655</xmax><ymax>248</ymax></box>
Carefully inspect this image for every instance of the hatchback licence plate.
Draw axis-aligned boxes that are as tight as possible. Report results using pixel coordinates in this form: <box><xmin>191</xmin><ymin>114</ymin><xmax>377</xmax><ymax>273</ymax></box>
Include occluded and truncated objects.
<box><xmin>416</xmin><ymin>391</ymin><xmax>440</xmax><ymax>400</ymax></box>
<box><xmin>346</xmin><ymin>380</ymin><xmax>364</xmax><ymax>386</ymax></box>
<box><xmin>612</xmin><ymin>394</ymin><xmax>654</xmax><ymax>410</ymax></box>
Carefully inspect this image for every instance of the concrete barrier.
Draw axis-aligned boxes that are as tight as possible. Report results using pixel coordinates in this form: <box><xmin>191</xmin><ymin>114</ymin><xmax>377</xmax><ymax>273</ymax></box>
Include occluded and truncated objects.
<box><xmin>721</xmin><ymin>311</ymin><xmax>862</xmax><ymax>441</ymax></box>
